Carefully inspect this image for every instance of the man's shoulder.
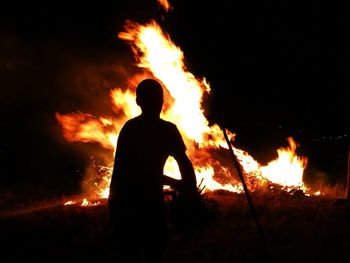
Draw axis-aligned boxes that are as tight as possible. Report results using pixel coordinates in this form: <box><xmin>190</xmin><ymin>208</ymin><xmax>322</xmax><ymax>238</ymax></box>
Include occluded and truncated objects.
<box><xmin>119</xmin><ymin>117</ymin><xmax>141</xmax><ymax>134</ymax></box>
<box><xmin>123</xmin><ymin>116</ymin><xmax>141</xmax><ymax>126</ymax></box>
<box><xmin>159</xmin><ymin>119</ymin><xmax>178</xmax><ymax>130</ymax></box>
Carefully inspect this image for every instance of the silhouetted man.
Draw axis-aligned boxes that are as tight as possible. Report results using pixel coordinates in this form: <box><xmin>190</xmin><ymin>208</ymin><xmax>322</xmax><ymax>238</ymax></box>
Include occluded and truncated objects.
<box><xmin>108</xmin><ymin>78</ymin><xmax>198</xmax><ymax>263</ymax></box>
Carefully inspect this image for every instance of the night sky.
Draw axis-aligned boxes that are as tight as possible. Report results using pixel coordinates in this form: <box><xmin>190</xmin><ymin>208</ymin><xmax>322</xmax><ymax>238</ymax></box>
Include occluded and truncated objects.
<box><xmin>0</xmin><ymin>1</ymin><xmax>349</xmax><ymax>198</ymax></box>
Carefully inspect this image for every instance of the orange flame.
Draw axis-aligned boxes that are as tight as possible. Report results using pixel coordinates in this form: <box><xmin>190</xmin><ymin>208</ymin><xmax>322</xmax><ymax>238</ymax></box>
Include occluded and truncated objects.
<box><xmin>55</xmin><ymin>112</ymin><xmax>118</xmax><ymax>150</ymax></box>
<box><xmin>260</xmin><ymin>137</ymin><xmax>308</xmax><ymax>191</ymax></box>
<box><xmin>57</xmin><ymin>19</ymin><xmax>315</xmax><ymax>205</ymax></box>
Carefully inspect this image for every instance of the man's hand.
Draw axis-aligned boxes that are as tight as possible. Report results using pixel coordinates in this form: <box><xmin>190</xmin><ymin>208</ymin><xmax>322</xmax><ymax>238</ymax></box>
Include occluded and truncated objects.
<box><xmin>163</xmin><ymin>175</ymin><xmax>182</xmax><ymax>190</ymax></box>
<box><xmin>163</xmin><ymin>174</ymin><xmax>200</xmax><ymax>198</ymax></box>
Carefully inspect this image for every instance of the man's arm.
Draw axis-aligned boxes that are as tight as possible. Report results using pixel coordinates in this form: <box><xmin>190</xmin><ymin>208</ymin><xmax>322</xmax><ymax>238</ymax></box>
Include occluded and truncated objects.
<box><xmin>173</xmin><ymin>151</ymin><xmax>198</xmax><ymax>197</ymax></box>
<box><xmin>168</xmin><ymin>123</ymin><xmax>198</xmax><ymax>196</ymax></box>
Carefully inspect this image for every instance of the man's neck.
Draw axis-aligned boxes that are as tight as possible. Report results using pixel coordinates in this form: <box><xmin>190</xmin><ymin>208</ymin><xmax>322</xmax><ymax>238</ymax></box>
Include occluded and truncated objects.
<box><xmin>140</xmin><ymin>112</ymin><xmax>161</xmax><ymax>120</ymax></box>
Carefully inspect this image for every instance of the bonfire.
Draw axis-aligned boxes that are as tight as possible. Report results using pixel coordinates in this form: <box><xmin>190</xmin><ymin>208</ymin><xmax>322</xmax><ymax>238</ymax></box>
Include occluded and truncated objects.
<box><xmin>56</xmin><ymin>0</ymin><xmax>316</xmax><ymax>207</ymax></box>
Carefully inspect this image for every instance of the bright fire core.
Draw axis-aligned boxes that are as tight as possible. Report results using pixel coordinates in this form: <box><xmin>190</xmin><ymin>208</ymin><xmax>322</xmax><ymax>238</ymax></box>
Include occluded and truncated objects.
<box><xmin>57</xmin><ymin>19</ymin><xmax>313</xmax><ymax>205</ymax></box>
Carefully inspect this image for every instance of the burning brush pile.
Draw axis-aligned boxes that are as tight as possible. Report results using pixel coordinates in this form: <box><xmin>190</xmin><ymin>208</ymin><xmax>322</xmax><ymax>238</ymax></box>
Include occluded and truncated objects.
<box><xmin>56</xmin><ymin>2</ymin><xmax>319</xmax><ymax>207</ymax></box>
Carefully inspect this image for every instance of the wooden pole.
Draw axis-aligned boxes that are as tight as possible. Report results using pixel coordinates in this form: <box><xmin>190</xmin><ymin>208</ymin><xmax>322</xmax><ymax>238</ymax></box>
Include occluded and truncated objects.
<box><xmin>221</xmin><ymin>126</ymin><xmax>267</xmax><ymax>242</ymax></box>
<box><xmin>347</xmin><ymin>146</ymin><xmax>350</xmax><ymax>200</ymax></box>
<box><xmin>220</xmin><ymin>125</ymin><xmax>272</xmax><ymax>261</ymax></box>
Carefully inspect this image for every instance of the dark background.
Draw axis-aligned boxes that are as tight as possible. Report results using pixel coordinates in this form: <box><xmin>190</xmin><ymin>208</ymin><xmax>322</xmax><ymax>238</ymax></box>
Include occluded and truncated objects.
<box><xmin>0</xmin><ymin>1</ymin><xmax>349</xmax><ymax>199</ymax></box>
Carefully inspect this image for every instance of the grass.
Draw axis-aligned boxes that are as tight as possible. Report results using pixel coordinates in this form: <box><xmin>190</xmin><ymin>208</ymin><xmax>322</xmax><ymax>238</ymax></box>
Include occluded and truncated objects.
<box><xmin>1</xmin><ymin>186</ymin><xmax>350</xmax><ymax>262</ymax></box>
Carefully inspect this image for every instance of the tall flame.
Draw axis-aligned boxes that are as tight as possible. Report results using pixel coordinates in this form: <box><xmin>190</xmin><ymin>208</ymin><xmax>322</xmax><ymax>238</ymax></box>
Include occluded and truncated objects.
<box><xmin>58</xmin><ymin>19</ymin><xmax>313</xmax><ymax>205</ymax></box>
<box><xmin>118</xmin><ymin>20</ymin><xmax>223</xmax><ymax>147</ymax></box>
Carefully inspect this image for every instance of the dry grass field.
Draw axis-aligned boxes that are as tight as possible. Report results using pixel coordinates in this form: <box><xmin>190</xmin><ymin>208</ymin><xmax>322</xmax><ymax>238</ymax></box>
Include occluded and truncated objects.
<box><xmin>1</xmin><ymin>185</ymin><xmax>350</xmax><ymax>263</ymax></box>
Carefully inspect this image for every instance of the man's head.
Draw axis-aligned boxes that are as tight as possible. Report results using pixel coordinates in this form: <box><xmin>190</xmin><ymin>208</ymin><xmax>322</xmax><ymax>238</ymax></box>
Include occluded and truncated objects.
<box><xmin>136</xmin><ymin>79</ymin><xmax>164</xmax><ymax>117</ymax></box>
